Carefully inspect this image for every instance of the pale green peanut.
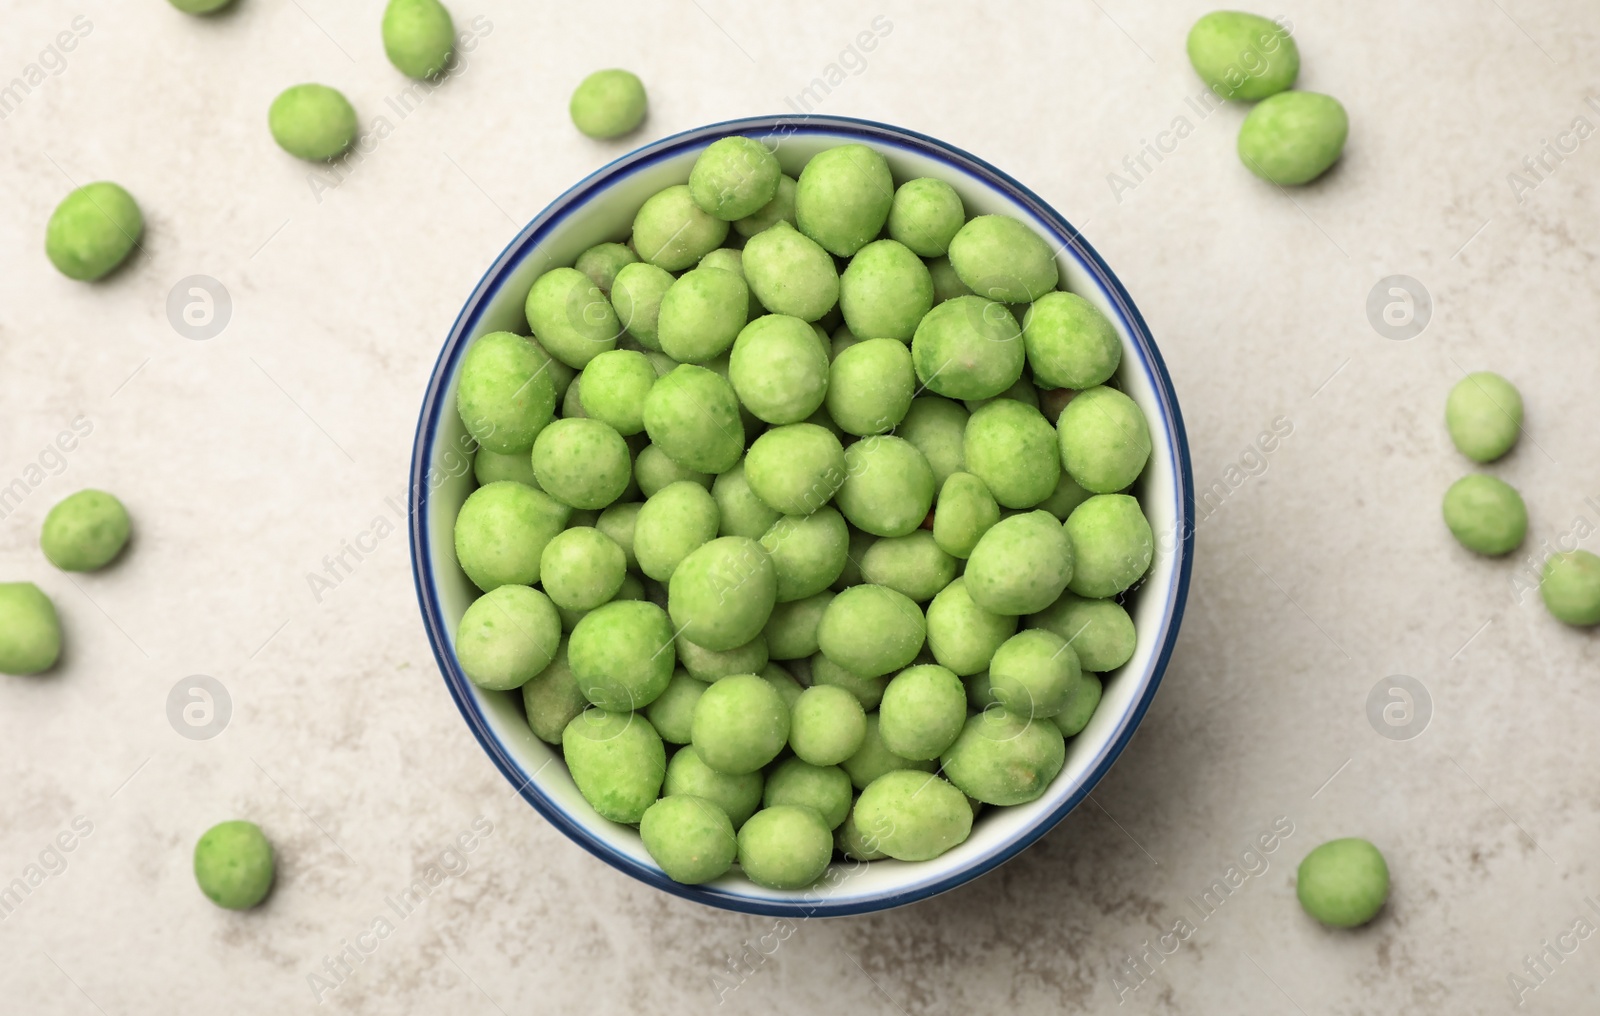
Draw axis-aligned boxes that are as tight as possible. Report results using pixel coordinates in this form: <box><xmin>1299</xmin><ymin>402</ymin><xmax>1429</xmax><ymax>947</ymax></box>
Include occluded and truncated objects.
<box><xmin>1186</xmin><ymin>11</ymin><xmax>1298</xmax><ymax>101</ymax></box>
<box><xmin>810</xmin><ymin>652</ymin><xmax>891</xmax><ymax>711</ymax></box>
<box><xmin>817</xmin><ymin>584</ymin><xmax>925</xmax><ymax>678</ymax></box>
<box><xmin>947</xmin><ymin>215</ymin><xmax>1059</xmax><ymax>303</ymax></box>
<box><xmin>963</xmin><ymin>670</ymin><xmax>997</xmax><ymax>711</ymax></box>
<box><xmin>837</xmin><ymin>807</ymin><xmax>888</xmax><ymax>861</ymax></box>
<box><xmin>658</xmin><ymin>267</ymin><xmax>749</xmax><ymax>363</ymax></box>
<box><xmin>641</xmin><ymin>365</ymin><xmax>745</xmax><ymax>474</ymax></box>
<box><xmin>525</xmin><ymin>267</ymin><xmax>622</xmax><ymax>369</ymax></box>
<box><xmin>878</xmin><ymin>664</ymin><xmax>967</xmax><ymax>760</ymax></box>
<box><xmin>1058</xmin><ymin>386</ymin><xmax>1151</xmax><ymax>494</ymax></box>
<box><xmin>760</xmin><ymin>662</ymin><xmax>805</xmax><ymax>710</ymax></box>
<box><xmin>268</xmin><ymin>84</ymin><xmax>357</xmax><ymax>161</ymax></box>
<box><xmin>965</xmin><ymin>510</ymin><xmax>1075</xmax><ymax>615</ymax></box>
<box><xmin>578</xmin><ymin>349</ymin><xmax>655</xmax><ymax>435</ymax></box>
<box><xmin>1238</xmin><ymin>91</ymin><xmax>1349</xmax><ymax>185</ymax></box>
<box><xmin>1296</xmin><ymin>838</ymin><xmax>1390</xmax><ymax>927</ymax></box>
<box><xmin>841</xmin><ymin>714</ymin><xmax>936</xmax><ymax>790</ymax></box>
<box><xmin>713</xmin><ymin>461</ymin><xmax>783</xmax><ymax>538</ymax></box>
<box><xmin>169</xmin><ymin>0</ymin><xmax>235</xmax><ymax>12</ymax></box>
<box><xmin>840</xmin><ymin>239</ymin><xmax>934</xmax><ymax>341</ymax></box>
<box><xmin>595</xmin><ymin>501</ymin><xmax>643</xmax><ymax>569</ymax></box>
<box><xmin>1052</xmin><ymin>672</ymin><xmax>1103</xmax><ymax>737</ymax></box>
<box><xmin>940</xmin><ymin>710</ymin><xmax>1065</xmax><ymax>806</ymax></box>
<box><xmin>833</xmin><ymin>526</ymin><xmax>874</xmax><ymax>590</ymax></box>
<box><xmin>1065</xmin><ymin>495</ymin><xmax>1153</xmax><ymax>598</ymax></box>
<box><xmin>741</xmin><ymin>221</ymin><xmax>839</xmax><ymax>321</ymax></box>
<box><xmin>568</xmin><ymin>600</ymin><xmax>675</xmax><ymax>710</ymax></box>
<box><xmin>575</xmin><ymin>242</ymin><xmax>638</xmax><ymax>295</ymax></box>
<box><xmin>634</xmin><ymin>480</ymin><xmax>720</xmax><ymax>582</ymax></box>
<box><xmin>1023</xmin><ymin>292</ymin><xmax>1121</xmax><ymax>390</ymax></box>
<box><xmin>924</xmin><ymin>576</ymin><xmax>1018</xmax><ymax>676</ymax></box>
<box><xmin>193</xmin><ymin>821</ymin><xmax>275</xmax><ymax>910</ymax></box>
<box><xmin>761</xmin><ymin>508</ymin><xmax>849</xmax><ymax>602</ymax></box>
<box><xmin>831</xmin><ymin>323</ymin><xmax>863</xmax><ymax>360</ymax></box>
<box><xmin>611</xmin><ymin>261</ymin><xmax>675</xmax><ymax>350</ymax></box>
<box><xmin>644</xmin><ymin>671</ymin><xmax>706</xmax><ymax>745</ymax></box>
<box><xmin>569</xmin><ymin>68</ymin><xmax>647</xmax><ymax>139</ymax></box>
<box><xmin>455</xmin><ymin>331</ymin><xmax>556</xmax><ymax>454</ymax></box>
<box><xmin>631</xmin><ymin>445</ymin><xmax>706</xmax><ymax>498</ymax></box>
<box><xmin>898</xmin><ymin>397</ymin><xmax>969</xmax><ymax>487</ymax></box>
<box><xmin>664</xmin><ymin>745</ymin><xmax>764</xmax><ymax>829</ymax></box>
<box><xmin>562</xmin><ymin>708</ymin><xmax>666</xmax><ymax>823</ymax></box>
<box><xmin>632</xmin><ymin>184</ymin><xmax>728</xmax><ymax>270</ymax></box>
<box><xmin>827</xmin><ymin>339</ymin><xmax>915</xmax><ymax>436</ymax></box>
<box><xmin>691</xmin><ymin>673</ymin><xmax>789</xmax><ymax>775</ymax></box>
<box><xmin>562</xmin><ymin>374</ymin><xmax>586</xmax><ymax>419</ymax></box>
<box><xmin>911</xmin><ymin>296</ymin><xmax>1025</xmax><ymax>400</ymax></box>
<box><xmin>788</xmin><ymin>684</ymin><xmax>866</xmax><ymax>767</ymax></box>
<box><xmin>0</xmin><ymin>583</ymin><xmax>61</xmax><ymax>675</ymax></box>
<box><xmin>887</xmin><ymin>178</ymin><xmax>965</xmax><ymax>257</ymax></box>
<box><xmin>927</xmin><ymin>255</ymin><xmax>974</xmax><ymax>304</ymax></box>
<box><xmin>737</xmin><ymin>805</ymin><xmax>832</xmax><ymax>889</ymax></box>
<box><xmin>676</xmin><ymin>633</ymin><xmax>768</xmax><ymax>683</ymax></box>
<box><xmin>1542</xmin><ymin>550</ymin><xmax>1600</xmax><ymax>627</ymax></box>
<box><xmin>795</xmin><ymin>143</ymin><xmax>894</xmax><ymax>256</ymax></box>
<box><xmin>453</xmin><ymin>481</ymin><xmax>571</xmax><ymax>591</ymax></box>
<box><xmin>640</xmin><ymin>795</ymin><xmax>736</xmax><ymax>884</ymax></box>
<box><xmin>456</xmin><ymin>585</ymin><xmax>561</xmax><ymax>690</ymax></box>
<box><xmin>699</xmin><ymin>248</ymin><xmax>763</xmax><ymax>319</ymax></box>
<box><xmin>1442</xmin><ymin>475</ymin><xmax>1526</xmax><ymax>556</ymax></box>
<box><xmin>474</xmin><ymin>448</ymin><xmax>539</xmax><ymax>488</ymax></box>
<box><xmin>763</xmin><ymin>590</ymin><xmax>834</xmax><ymax>660</ymax></box>
<box><xmin>40</xmin><ymin>490</ymin><xmax>129</xmax><ymax>572</ymax></box>
<box><xmin>861</xmin><ymin>532</ymin><xmax>957</xmax><ymax>602</ymax></box>
<box><xmin>540</xmin><ymin>527</ymin><xmax>626</xmax><ymax>611</ymax></box>
<box><xmin>988</xmin><ymin>629</ymin><xmax>1080</xmax><ymax>719</ymax></box>
<box><xmin>1028</xmin><ymin>592</ymin><xmax>1136</xmax><ymax>672</ymax></box>
<box><xmin>1037</xmin><ymin>471</ymin><xmax>1094</xmax><ymax>521</ymax></box>
<box><xmin>532</xmin><ymin>417</ymin><xmax>632</xmax><ymax>510</ymax></box>
<box><xmin>763</xmin><ymin>757</ymin><xmax>852</xmax><ymax>830</ymax></box>
<box><xmin>836</xmin><ymin>436</ymin><xmax>935</xmax><ymax>538</ymax></box>
<box><xmin>1446</xmin><ymin>371</ymin><xmax>1522</xmax><ymax>463</ymax></box>
<box><xmin>729</xmin><ymin>314</ymin><xmax>831</xmax><ymax>424</ymax></box>
<box><xmin>964</xmin><ymin>376</ymin><xmax>1040</xmax><ymax>415</ymax></box>
<box><xmin>690</xmin><ymin>136</ymin><xmax>781</xmax><ymax>220</ymax></box>
<box><xmin>382</xmin><ymin>0</ymin><xmax>455</xmax><ymax>79</ymax></box>
<box><xmin>965</xmin><ymin>400</ymin><xmax>1060</xmax><ymax>509</ymax></box>
<box><xmin>522</xmin><ymin>638</ymin><xmax>587</xmax><ymax>743</ymax></box>
<box><xmin>667</xmin><ymin>536</ymin><xmax>777</xmax><ymax>651</ymax></box>
<box><xmin>853</xmin><ymin>770</ymin><xmax>972</xmax><ymax>862</ymax></box>
<box><xmin>933</xmin><ymin>472</ymin><xmax>1000</xmax><ymax>559</ymax></box>
<box><xmin>744</xmin><ymin>423</ymin><xmax>846</xmax><ymax>516</ymax></box>
<box><xmin>45</xmin><ymin>182</ymin><xmax>143</xmax><ymax>281</ymax></box>
<box><xmin>734</xmin><ymin>173</ymin><xmax>798</xmax><ymax>238</ymax></box>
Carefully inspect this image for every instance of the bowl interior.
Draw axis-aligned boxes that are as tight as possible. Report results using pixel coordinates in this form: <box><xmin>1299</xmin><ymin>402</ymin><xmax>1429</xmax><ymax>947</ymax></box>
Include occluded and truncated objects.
<box><xmin>412</xmin><ymin>117</ymin><xmax>1192</xmax><ymax>916</ymax></box>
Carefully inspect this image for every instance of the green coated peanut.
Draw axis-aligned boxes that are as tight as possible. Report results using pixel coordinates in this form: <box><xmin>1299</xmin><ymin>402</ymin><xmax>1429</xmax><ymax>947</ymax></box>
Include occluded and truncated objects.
<box><xmin>562</xmin><ymin>708</ymin><xmax>666</xmax><ymax>824</ymax></box>
<box><xmin>45</xmin><ymin>182</ymin><xmax>143</xmax><ymax>281</ymax></box>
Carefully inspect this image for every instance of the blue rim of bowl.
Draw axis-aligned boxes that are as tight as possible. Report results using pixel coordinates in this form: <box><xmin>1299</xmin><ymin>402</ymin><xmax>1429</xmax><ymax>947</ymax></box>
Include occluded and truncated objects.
<box><xmin>409</xmin><ymin>114</ymin><xmax>1195</xmax><ymax>917</ymax></box>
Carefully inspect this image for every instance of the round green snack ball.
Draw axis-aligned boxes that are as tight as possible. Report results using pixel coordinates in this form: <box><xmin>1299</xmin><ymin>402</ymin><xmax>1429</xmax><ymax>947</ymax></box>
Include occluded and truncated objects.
<box><xmin>268</xmin><ymin>84</ymin><xmax>357</xmax><ymax>162</ymax></box>
<box><xmin>578</xmin><ymin>350</ymin><xmax>655</xmax><ymax>435</ymax></box>
<box><xmin>853</xmin><ymin>770</ymin><xmax>972</xmax><ymax>862</ymax></box>
<box><xmin>40</xmin><ymin>489</ymin><xmax>130</xmax><ymax>572</ymax></box>
<box><xmin>569</xmin><ymin>69</ymin><xmax>647</xmax><ymax>139</ymax></box>
<box><xmin>837</xmin><ymin>806</ymin><xmax>888</xmax><ymax>861</ymax></box>
<box><xmin>1446</xmin><ymin>371</ymin><xmax>1523</xmax><ymax>463</ymax></box>
<box><xmin>690</xmin><ymin>137</ymin><xmax>781</xmax><ymax>221</ymax></box>
<box><xmin>1058</xmin><ymin>386</ymin><xmax>1151</xmax><ymax>494</ymax></box>
<box><xmin>640</xmin><ymin>795</ymin><xmax>736</xmax><ymax>884</ymax></box>
<box><xmin>632</xmin><ymin>184</ymin><xmax>728</xmax><ymax>271</ymax></box>
<box><xmin>735</xmin><ymin>173</ymin><xmax>798</xmax><ymax>238</ymax></box>
<box><xmin>933</xmin><ymin>471</ymin><xmax>1001</xmax><ymax>560</ymax></box>
<box><xmin>657</xmin><ymin>268</ymin><xmax>749</xmax><ymax>364</ymax></box>
<box><xmin>840</xmin><ymin>240</ymin><xmax>935</xmax><ymax>341</ymax></box>
<box><xmin>522</xmin><ymin>639</ymin><xmax>587</xmax><ymax>743</ymax></box>
<box><xmin>454</xmin><ymin>481</ymin><xmax>571</xmax><ymax>591</ymax></box>
<box><xmin>1186</xmin><ymin>11</ymin><xmax>1299</xmax><ymax>101</ymax></box>
<box><xmin>0</xmin><ymin>583</ymin><xmax>61</xmax><ymax>676</ymax></box>
<box><xmin>836</xmin><ymin>436</ymin><xmax>935</xmax><ymax>538</ymax></box>
<box><xmin>644</xmin><ymin>671</ymin><xmax>707</xmax><ymax>745</ymax></box>
<box><xmin>1028</xmin><ymin>592</ymin><xmax>1136</xmax><ymax>672</ymax></box>
<box><xmin>879</xmin><ymin>664</ymin><xmax>967</xmax><ymax>760</ymax></box>
<box><xmin>827</xmin><ymin>339</ymin><xmax>915</xmax><ymax>437</ymax></box>
<box><xmin>664</xmin><ymin>746</ymin><xmax>764</xmax><ymax>829</ymax></box>
<box><xmin>927</xmin><ymin>255</ymin><xmax>975</xmax><ymax>304</ymax></box>
<box><xmin>455</xmin><ymin>585</ymin><xmax>561</xmax><ymax>690</ymax></box>
<box><xmin>760</xmin><ymin>663</ymin><xmax>806</xmax><ymax>712</ymax></box>
<box><xmin>788</xmin><ymin>684</ymin><xmax>866</xmax><ymax>767</ymax></box>
<box><xmin>965</xmin><ymin>377</ymin><xmax>1040</xmax><ymax>416</ymax></box>
<box><xmin>1442</xmin><ymin>475</ymin><xmax>1526</xmax><ymax>557</ymax></box>
<box><xmin>1037</xmin><ymin>470</ymin><xmax>1095</xmax><ymax>521</ymax></box>
<box><xmin>575</xmin><ymin>242</ymin><xmax>639</xmax><ymax>295</ymax></box>
<box><xmin>194</xmin><ymin>821</ymin><xmax>274</xmax><ymax>910</ymax></box>
<box><xmin>568</xmin><ymin>600</ymin><xmax>675</xmax><ymax>710</ymax></box>
<box><xmin>763</xmin><ymin>591</ymin><xmax>833</xmax><ymax>660</ymax></box>
<box><xmin>691</xmin><ymin>673</ymin><xmax>789</xmax><ymax>775</ymax></box>
<box><xmin>741</xmin><ymin>221</ymin><xmax>839</xmax><ymax>322</ymax></box>
<box><xmin>965</xmin><ymin>510</ymin><xmax>1075</xmax><ymax>615</ymax></box>
<box><xmin>562</xmin><ymin>708</ymin><xmax>666</xmax><ymax>824</ymax></box>
<box><xmin>924</xmin><ymin>577</ymin><xmax>1017</xmax><ymax>675</ymax></box>
<box><xmin>737</xmin><ymin>805</ymin><xmax>832</xmax><ymax>889</ymax></box>
<box><xmin>633</xmin><ymin>445</ymin><xmax>710</xmax><ymax>499</ymax></box>
<box><xmin>595</xmin><ymin>501</ymin><xmax>643</xmax><ymax>569</ymax></box>
<box><xmin>382</xmin><ymin>0</ymin><xmax>455</xmax><ymax>80</ymax></box>
<box><xmin>1023</xmin><ymin>292</ymin><xmax>1121</xmax><ymax>390</ymax></box>
<box><xmin>531</xmin><ymin>418</ymin><xmax>631</xmax><ymax>510</ymax></box>
<box><xmin>676</xmin><ymin>633</ymin><xmax>768</xmax><ymax>683</ymax></box>
<box><xmin>912</xmin><ymin>296</ymin><xmax>1025</xmax><ymax>401</ymax></box>
<box><xmin>817</xmin><ymin>584</ymin><xmax>926</xmax><ymax>678</ymax></box>
<box><xmin>45</xmin><ymin>182</ymin><xmax>142</xmax><ymax>281</ymax></box>
<box><xmin>1065</xmin><ymin>495</ymin><xmax>1153</xmax><ymax>598</ymax></box>
<box><xmin>668</xmin><ymin>537</ymin><xmax>777</xmax><ymax>651</ymax></box>
<box><xmin>840</xmin><ymin>714</ymin><xmax>937</xmax><ymax>790</ymax></box>
<box><xmin>1238</xmin><ymin>91</ymin><xmax>1349</xmax><ymax>186</ymax></box>
<box><xmin>525</xmin><ymin>267</ymin><xmax>621</xmax><ymax>370</ymax></box>
<box><xmin>795</xmin><ymin>144</ymin><xmax>894</xmax><ymax>257</ymax></box>
<box><xmin>456</xmin><ymin>331</ymin><xmax>556</xmax><ymax>454</ymax></box>
<box><xmin>713</xmin><ymin>461</ymin><xmax>783</xmax><ymax>539</ymax></box>
<box><xmin>728</xmin><ymin>314</ymin><xmax>831</xmax><ymax>425</ymax></box>
<box><xmin>947</xmin><ymin>215</ymin><xmax>1059</xmax><ymax>304</ymax></box>
<box><xmin>634</xmin><ymin>480</ymin><xmax>720</xmax><ymax>582</ymax></box>
<box><xmin>941</xmin><ymin>710</ymin><xmax>1065</xmax><ymax>806</ymax></box>
<box><xmin>888</xmin><ymin>178</ymin><xmax>965</xmax><ymax>257</ymax></box>
<box><xmin>964</xmin><ymin>400</ymin><xmax>1061</xmax><ymax>509</ymax></box>
<box><xmin>988</xmin><ymin>629</ymin><xmax>1081</xmax><ymax>719</ymax></box>
<box><xmin>610</xmin><ymin>261</ymin><xmax>675</xmax><ymax>350</ymax></box>
<box><xmin>898</xmin><ymin>397</ymin><xmax>968</xmax><ymax>487</ymax></box>
<box><xmin>860</xmin><ymin>531</ymin><xmax>958</xmax><ymax>602</ymax></box>
<box><xmin>761</xmin><ymin>508</ymin><xmax>849</xmax><ymax>602</ymax></box>
<box><xmin>698</xmin><ymin>248</ymin><xmax>763</xmax><ymax>319</ymax></box>
<box><xmin>1296</xmin><ymin>838</ymin><xmax>1390</xmax><ymax>927</ymax></box>
<box><xmin>540</xmin><ymin>527</ymin><xmax>626</xmax><ymax>610</ymax></box>
<box><xmin>763</xmin><ymin>758</ymin><xmax>852</xmax><ymax>830</ymax></box>
<box><xmin>1542</xmin><ymin>550</ymin><xmax>1600</xmax><ymax>627</ymax></box>
<box><xmin>169</xmin><ymin>0</ymin><xmax>236</xmax><ymax>12</ymax></box>
<box><xmin>1052</xmin><ymin>671</ymin><xmax>1103</xmax><ymax>737</ymax></box>
<box><xmin>474</xmin><ymin>448</ymin><xmax>538</xmax><ymax>488</ymax></box>
<box><xmin>642</xmin><ymin>365</ymin><xmax>745</xmax><ymax>475</ymax></box>
<box><xmin>744</xmin><ymin>424</ymin><xmax>848</xmax><ymax>516</ymax></box>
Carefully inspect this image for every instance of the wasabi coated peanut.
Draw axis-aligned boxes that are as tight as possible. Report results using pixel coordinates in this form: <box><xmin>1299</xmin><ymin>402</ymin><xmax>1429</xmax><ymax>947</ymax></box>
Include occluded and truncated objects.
<box><xmin>1052</xmin><ymin>672</ymin><xmax>1103</xmax><ymax>737</ymax></box>
<box><xmin>965</xmin><ymin>400</ymin><xmax>1061</xmax><ymax>509</ymax></box>
<box><xmin>734</xmin><ymin>173</ymin><xmax>798</xmax><ymax>238</ymax></box>
<box><xmin>525</xmin><ymin>267</ymin><xmax>621</xmax><ymax>369</ymax></box>
<box><xmin>911</xmin><ymin>296</ymin><xmax>1025</xmax><ymax>401</ymax></box>
<box><xmin>1186</xmin><ymin>11</ymin><xmax>1298</xmax><ymax>101</ymax></box>
<box><xmin>947</xmin><ymin>215</ymin><xmax>1059</xmax><ymax>304</ymax></box>
<box><xmin>809</xmin><ymin>654</ymin><xmax>888</xmax><ymax>711</ymax></box>
<box><xmin>667</xmin><ymin>537</ymin><xmax>777</xmax><ymax>651</ymax></box>
<box><xmin>1023</xmin><ymin>292</ymin><xmax>1122</xmax><ymax>390</ymax></box>
<box><xmin>0</xmin><ymin>583</ymin><xmax>61</xmax><ymax>675</ymax></box>
<box><xmin>40</xmin><ymin>490</ymin><xmax>130</xmax><ymax>572</ymax></box>
<box><xmin>578</xmin><ymin>349</ymin><xmax>656</xmax><ymax>435</ymax></box>
<box><xmin>830</xmin><ymin>324</ymin><xmax>863</xmax><ymax>359</ymax></box>
<box><xmin>474</xmin><ymin>448</ymin><xmax>538</xmax><ymax>488</ymax></box>
<box><xmin>664</xmin><ymin>745</ymin><xmax>764</xmax><ymax>829</ymax></box>
<box><xmin>965</xmin><ymin>377</ymin><xmax>1039</xmax><ymax>415</ymax></box>
<box><xmin>795</xmin><ymin>143</ymin><xmax>894</xmax><ymax>257</ymax></box>
<box><xmin>610</xmin><ymin>262</ymin><xmax>675</xmax><ymax>350</ymax></box>
<box><xmin>632</xmin><ymin>185</ymin><xmax>728</xmax><ymax>271</ymax></box>
<box><xmin>1238</xmin><ymin>91</ymin><xmax>1349</xmax><ymax>186</ymax></box>
<box><xmin>596</xmin><ymin>501</ymin><xmax>643</xmax><ymax>569</ymax></box>
<box><xmin>699</xmin><ymin>248</ymin><xmax>763</xmax><ymax>320</ymax></box>
<box><xmin>737</xmin><ymin>805</ymin><xmax>833</xmax><ymax>889</ymax></box>
<box><xmin>522</xmin><ymin>639</ymin><xmax>588</xmax><ymax>743</ymax></box>
<box><xmin>540</xmin><ymin>527</ymin><xmax>626</xmax><ymax>610</ymax></box>
<box><xmin>690</xmin><ymin>137</ymin><xmax>782</xmax><ymax>220</ymax></box>
<box><xmin>839</xmin><ymin>240</ymin><xmax>935</xmax><ymax>341</ymax></box>
<box><xmin>268</xmin><ymin>84</ymin><xmax>358</xmax><ymax>162</ymax></box>
<box><xmin>826</xmin><ymin>339</ymin><xmax>915</xmax><ymax>436</ymax></box>
<box><xmin>569</xmin><ymin>68</ymin><xmax>647</xmax><ymax>139</ymax></box>
<box><xmin>861</xmin><ymin>532</ymin><xmax>958</xmax><ymax>602</ymax></box>
<box><xmin>1446</xmin><ymin>371</ymin><xmax>1522</xmax><ymax>463</ymax></box>
<box><xmin>382</xmin><ymin>0</ymin><xmax>455</xmax><ymax>79</ymax></box>
<box><xmin>644</xmin><ymin>671</ymin><xmax>707</xmax><ymax>744</ymax></box>
<box><xmin>763</xmin><ymin>758</ymin><xmax>853</xmax><ymax>829</ymax></box>
<box><xmin>941</xmin><ymin>710</ymin><xmax>1065</xmax><ymax>806</ymax></box>
<box><xmin>1442</xmin><ymin>475</ymin><xmax>1526</xmax><ymax>557</ymax></box>
<box><xmin>569</xmin><ymin>600</ymin><xmax>675</xmax><ymax>710</ymax></box>
<box><xmin>965</xmin><ymin>511</ymin><xmax>1075</xmax><ymax>615</ymax></box>
<box><xmin>837</xmin><ymin>807</ymin><xmax>888</xmax><ymax>861</ymax></box>
<box><xmin>788</xmin><ymin>684</ymin><xmax>867</xmax><ymax>766</ymax></box>
<box><xmin>741</xmin><ymin>221</ymin><xmax>840</xmax><ymax>322</ymax></box>
<box><xmin>169</xmin><ymin>0</ymin><xmax>235</xmax><ymax>11</ymax></box>
<box><xmin>194</xmin><ymin>821</ymin><xmax>275</xmax><ymax>910</ymax></box>
<box><xmin>532</xmin><ymin>418</ymin><xmax>632</xmax><ymax>510</ymax></box>
<box><xmin>840</xmin><ymin>714</ymin><xmax>936</xmax><ymax>790</ymax></box>
<box><xmin>1058</xmin><ymin>386</ymin><xmax>1151</xmax><ymax>494</ymax></box>
<box><xmin>836</xmin><ymin>436</ymin><xmax>936</xmax><ymax>538</ymax></box>
<box><xmin>713</xmin><ymin>462</ymin><xmax>783</xmax><ymax>539</ymax></box>
<box><xmin>640</xmin><ymin>795</ymin><xmax>737</xmax><ymax>884</ymax></box>
<box><xmin>759</xmin><ymin>662</ymin><xmax>805</xmax><ymax>710</ymax></box>
<box><xmin>817</xmin><ymin>584</ymin><xmax>926</xmax><ymax>678</ymax></box>
<box><xmin>691</xmin><ymin>673</ymin><xmax>789</xmax><ymax>775</ymax></box>
<box><xmin>1066</xmin><ymin>495</ymin><xmax>1153</xmax><ymax>598</ymax></box>
<box><xmin>833</xmin><ymin>527</ymin><xmax>875</xmax><ymax>589</ymax></box>
<box><xmin>1296</xmin><ymin>838</ymin><xmax>1389</xmax><ymax>927</ymax></box>
<box><xmin>887</xmin><ymin>178</ymin><xmax>965</xmax><ymax>258</ymax></box>
<box><xmin>1542</xmin><ymin>550</ymin><xmax>1600</xmax><ymax>627</ymax></box>
<box><xmin>963</xmin><ymin>671</ymin><xmax>997</xmax><ymax>711</ymax></box>
<box><xmin>575</xmin><ymin>242</ymin><xmax>639</xmax><ymax>296</ymax></box>
<box><xmin>763</xmin><ymin>591</ymin><xmax>834</xmax><ymax>660</ymax></box>
<box><xmin>1038</xmin><ymin>471</ymin><xmax>1094</xmax><ymax>521</ymax></box>
<box><xmin>728</xmin><ymin>315</ymin><xmax>831</xmax><ymax>425</ymax></box>
<box><xmin>897</xmin><ymin>397</ymin><xmax>969</xmax><ymax>487</ymax></box>
<box><xmin>453</xmin><ymin>481</ymin><xmax>571</xmax><ymax>591</ymax></box>
<box><xmin>878</xmin><ymin>664</ymin><xmax>967</xmax><ymax>760</ymax></box>
<box><xmin>634</xmin><ymin>480</ymin><xmax>720</xmax><ymax>581</ymax></box>
<box><xmin>45</xmin><ymin>182</ymin><xmax>143</xmax><ymax>281</ymax></box>
<box><xmin>927</xmin><ymin>255</ymin><xmax>974</xmax><ymax>304</ymax></box>
<box><xmin>1028</xmin><ymin>592</ymin><xmax>1136</xmax><ymax>672</ymax></box>
<box><xmin>760</xmin><ymin>508</ymin><xmax>849</xmax><ymax>601</ymax></box>
<box><xmin>657</xmin><ymin>268</ymin><xmax>749</xmax><ymax>363</ymax></box>
<box><xmin>642</xmin><ymin>365</ymin><xmax>745</xmax><ymax>474</ymax></box>
<box><xmin>853</xmin><ymin>770</ymin><xmax>973</xmax><ymax>862</ymax></box>
<box><xmin>634</xmin><ymin>445</ymin><xmax>711</xmax><ymax>498</ymax></box>
<box><xmin>988</xmin><ymin>629</ymin><xmax>1081</xmax><ymax>719</ymax></box>
<box><xmin>924</xmin><ymin>577</ymin><xmax>1017</xmax><ymax>676</ymax></box>
<box><xmin>744</xmin><ymin>424</ymin><xmax>847</xmax><ymax>516</ymax></box>
<box><xmin>562</xmin><ymin>708</ymin><xmax>666</xmax><ymax>824</ymax></box>
<box><xmin>676</xmin><ymin>633</ymin><xmax>768</xmax><ymax>683</ymax></box>
<box><xmin>455</xmin><ymin>585</ymin><xmax>561</xmax><ymax>690</ymax></box>
<box><xmin>456</xmin><ymin>331</ymin><xmax>557</xmax><ymax>454</ymax></box>
<box><xmin>932</xmin><ymin>472</ymin><xmax>1001</xmax><ymax>560</ymax></box>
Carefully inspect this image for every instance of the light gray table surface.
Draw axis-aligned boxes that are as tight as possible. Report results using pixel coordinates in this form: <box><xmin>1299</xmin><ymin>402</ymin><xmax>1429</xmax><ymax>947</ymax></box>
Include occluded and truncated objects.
<box><xmin>2</xmin><ymin>2</ymin><xmax>1597</xmax><ymax>1013</ymax></box>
